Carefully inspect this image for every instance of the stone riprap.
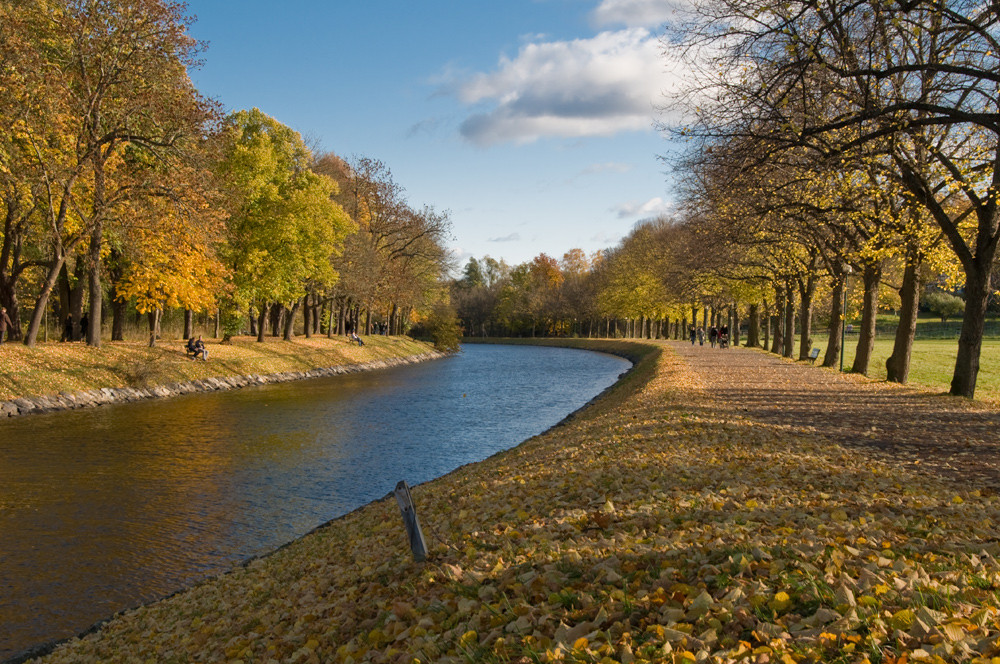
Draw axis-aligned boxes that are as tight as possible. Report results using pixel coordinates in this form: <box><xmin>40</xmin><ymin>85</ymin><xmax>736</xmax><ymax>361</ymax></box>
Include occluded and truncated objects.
<box><xmin>0</xmin><ymin>351</ymin><xmax>445</xmax><ymax>419</ymax></box>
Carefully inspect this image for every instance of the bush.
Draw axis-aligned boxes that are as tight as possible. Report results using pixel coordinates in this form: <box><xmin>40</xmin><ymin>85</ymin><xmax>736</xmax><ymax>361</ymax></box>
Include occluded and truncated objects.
<box><xmin>422</xmin><ymin>303</ymin><xmax>462</xmax><ymax>352</ymax></box>
<box><xmin>922</xmin><ymin>291</ymin><xmax>965</xmax><ymax>323</ymax></box>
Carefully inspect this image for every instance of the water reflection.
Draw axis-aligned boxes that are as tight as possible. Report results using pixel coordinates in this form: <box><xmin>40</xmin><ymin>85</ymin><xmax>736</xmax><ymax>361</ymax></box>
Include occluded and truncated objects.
<box><xmin>0</xmin><ymin>344</ymin><xmax>629</xmax><ymax>659</ymax></box>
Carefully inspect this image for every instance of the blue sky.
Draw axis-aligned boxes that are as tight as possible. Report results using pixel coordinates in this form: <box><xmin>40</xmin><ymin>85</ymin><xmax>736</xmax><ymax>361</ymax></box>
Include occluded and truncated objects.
<box><xmin>183</xmin><ymin>0</ymin><xmax>688</xmax><ymax>268</ymax></box>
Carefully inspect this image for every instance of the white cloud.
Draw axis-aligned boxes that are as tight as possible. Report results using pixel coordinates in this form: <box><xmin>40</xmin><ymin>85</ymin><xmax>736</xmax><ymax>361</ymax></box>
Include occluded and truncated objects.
<box><xmin>450</xmin><ymin>246</ymin><xmax>474</xmax><ymax>262</ymax></box>
<box><xmin>406</xmin><ymin>117</ymin><xmax>442</xmax><ymax>138</ymax></box>
<box><xmin>581</xmin><ymin>161</ymin><xmax>634</xmax><ymax>175</ymax></box>
<box><xmin>590</xmin><ymin>230</ymin><xmax>623</xmax><ymax>244</ymax></box>
<box><xmin>454</xmin><ymin>28</ymin><xmax>686</xmax><ymax>145</ymax></box>
<box><xmin>613</xmin><ymin>196</ymin><xmax>673</xmax><ymax>218</ymax></box>
<box><xmin>590</xmin><ymin>0</ymin><xmax>690</xmax><ymax>29</ymax></box>
<box><xmin>489</xmin><ymin>232</ymin><xmax>522</xmax><ymax>242</ymax></box>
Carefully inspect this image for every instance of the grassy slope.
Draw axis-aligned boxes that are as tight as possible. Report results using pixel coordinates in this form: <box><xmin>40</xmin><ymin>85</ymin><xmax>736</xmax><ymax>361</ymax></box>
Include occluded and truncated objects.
<box><xmin>475</xmin><ymin>334</ymin><xmax>1000</xmax><ymax>402</ymax></box>
<box><xmin>29</xmin><ymin>340</ymin><xmax>1000</xmax><ymax>664</ymax></box>
<box><xmin>802</xmin><ymin>337</ymin><xmax>1000</xmax><ymax>402</ymax></box>
<box><xmin>0</xmin><ymin>335</ymin><xmax>436</xmax><ymax>402</ymax></box>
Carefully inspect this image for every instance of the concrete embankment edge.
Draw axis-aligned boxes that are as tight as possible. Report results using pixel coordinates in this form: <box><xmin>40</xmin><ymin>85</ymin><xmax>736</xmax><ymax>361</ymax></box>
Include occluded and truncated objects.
<box><xmin>0</xmin><ymin>351</ymin><xmax>448</xmax><ymax>419</ymax></box>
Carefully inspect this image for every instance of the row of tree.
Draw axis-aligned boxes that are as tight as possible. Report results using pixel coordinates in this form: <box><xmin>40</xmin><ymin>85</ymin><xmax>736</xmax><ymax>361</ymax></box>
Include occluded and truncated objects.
<box><xmin>0</xmin><ymin>0</ymin><xmax>451</xmax><ymax>348</ymax></box>
<box><xmin>454</xmin><ymin>0</ymin><xmax>1000</xmax><ymax>399</ymax></box>
<box><xmin>667</xmin><ymin>0</ymin><xmax>1000</xmax><ymax>399</ymax></box>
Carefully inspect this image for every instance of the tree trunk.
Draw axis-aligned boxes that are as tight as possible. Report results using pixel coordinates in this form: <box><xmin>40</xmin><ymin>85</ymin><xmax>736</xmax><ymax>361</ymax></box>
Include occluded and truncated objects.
<box><xmin>852</xmin><ymin>263</ymin><xmax>881</xmax><ymax>376</ymax></box>
<box><xmin>24</xmin><ymin>254</ymin><xmax>69</xmax><ymax>347</ymax></box>
<box><xmin>147</xmin><ymin>309</ymin><xmax>161</xmax><ymax>348</ymax></box>
<box><xmin>70</xmin><ymin>259</ymin><xmax>85</xmax><ymax>340</ymax></box>
<box><xmin>783</xmin><ymin>280</ymin><xmax>795</xmax><ymax>358</ymax></box>
<box><xmin>312</xmin><ymin>296</ymin><xmax>320</xmax><ymax>335</ymax></box>
<box><xmin>303</xmin><ymin>293</ymin><xmax>312</xmax><ymax>339</ymax></box>
<box><xmin>107</xmin><ymin>250</ymin><xmax>126</xmax><ymax>342</ymax></box>
<box><xmin>256</xmin><ymin>303</ymin><xmax>267</xmax><ymax>343</ymax></box>
<box><xmin>762</xmin><ymin>301</ymin><xmax>770</xmax><ymax>351</ymax></box>
<box><xmin>270</xmin><ymin>303</ymin><xmax>283</xmax><ymax>337</ymax></box>
<box><xmin>336</xmin><ymin>300</ymin><xmax>346</xmax><ymax>336</ymax></box>
<box><xmin>214</xmin><ymin>307</ymin><xmax>220</xmax><ymax>339</ymax></box>
<box><xmin>111</xmin><ymin>296</ymin><xmax>126</xmax><ymax>342</ymax></box>
<box><xmin>747</xmin><ymin>304</ymin><xmax>760</xmax><ymax>348</ymax></box>
<box><xmin>951</xmin><ymin>263</ymin><xmax>989</xmax><ymax>397</ymax></box>
<box><xmin>887</xmin><ymin>249</ymin><xmax>922</xmax><ymax>383</ymax></box>
<box><xmin>57</xmin><ymin>263</ymin><xmax>72</xmax><ymax>330</ymax></box>
<box><xmin>183</xmin><ymin>309</ymin><xmax>194</xmax><ymax>339</ymax></box>
<box><xmin>823</xmin><ymin>273</ymin><xmax>846</xmax><ymax>368</ymax></box>
<box><xmin>283</xmin><ymin>299</ymin><xmax>301</xmax><ymax>341</ymax></box>
<box><xmin>797</xmin><ymin>271</ymin><xmax>816</xmax><ymax>360</ymax></box>
<box><xmin>731</xmin><ymin>303</ymin><xmax>740</xmax><ymax>347</ymax></box>
<box><xmin>770</xmin><ymin>288</ymin><xmax>784</xmax><ymax>355</ymax></box>
<box><xmin>0</xmin><ymin>276</ymin><xmax>20</xmax><ymax>341</ymax></box>
<box><xmin>87</xmin><ymin>217</ymin><xmax>103</xmax><ymax>347</ymax></box>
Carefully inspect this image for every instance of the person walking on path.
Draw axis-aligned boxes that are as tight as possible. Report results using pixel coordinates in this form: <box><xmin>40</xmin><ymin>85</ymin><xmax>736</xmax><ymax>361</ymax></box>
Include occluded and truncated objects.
<box><xmin>709</xmin><ymin>326</ymin><xmax>718</xmax><ymax>348</ymax></box>
<box><xmin>689</xmin><ymin>326</ymin><xmax>696</xmax><ymax>345</ymax></box>
<box><xmin>697</xmin><ymin>327</ymin><xmax>705</xmax><ymax>346</ymax></box>
<box><xmin>0</xmin><ymin>306</ymin><xmax>12</xmax><ymax>344</ymax></box>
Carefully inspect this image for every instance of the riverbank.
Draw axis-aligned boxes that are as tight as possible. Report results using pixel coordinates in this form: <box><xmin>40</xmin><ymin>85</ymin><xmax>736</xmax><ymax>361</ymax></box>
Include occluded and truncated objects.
<box><xmin>0</xmin><ymin>335</ymin><xmax>442</xmax><ymax>418</ymax></box>
<box><xmin>20</xmin><ymin>339</ymin><xmax>1000</xmax><ymax>663</ymax></box>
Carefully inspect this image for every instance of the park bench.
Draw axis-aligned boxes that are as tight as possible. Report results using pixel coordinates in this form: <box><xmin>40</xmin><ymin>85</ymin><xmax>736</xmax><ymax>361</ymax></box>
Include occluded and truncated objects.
<box><xmin>808</xmin><ymin>347</ymin><xmax>820</xmax><ymax>364</ymax></box>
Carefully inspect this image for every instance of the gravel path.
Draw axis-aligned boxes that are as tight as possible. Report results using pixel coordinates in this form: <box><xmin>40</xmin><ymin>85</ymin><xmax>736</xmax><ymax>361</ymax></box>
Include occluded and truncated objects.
<box><xmin>669</xmin><ymin>340</ymin><xmax>1000</xmax><ymax>492</ymax></box>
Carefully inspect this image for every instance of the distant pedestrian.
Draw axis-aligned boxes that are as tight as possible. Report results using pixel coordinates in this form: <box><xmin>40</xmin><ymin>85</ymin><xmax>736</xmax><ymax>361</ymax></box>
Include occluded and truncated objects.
<box><xmin>79</xmin><ymin>312</ymin><xmax>89</xmax><ymax>341</ymax></box>
<box><xmin>0</xmin><ymin>306</ymin><xmax>12</xmax><ymax>345</ymax></box>
<box><xmin>697</xmin><ymin>327</ymin><xmax>705</xmax><ymax>346</ymax></box>
<box><xmin>709</xmin><ymin>326</ymin><xmax>718</xmax><ymax>348</ymax></box>
<box><xmin>689</xmin><ymin>326</ymin><xmax>696</xmax><ymax>345</ymax></box>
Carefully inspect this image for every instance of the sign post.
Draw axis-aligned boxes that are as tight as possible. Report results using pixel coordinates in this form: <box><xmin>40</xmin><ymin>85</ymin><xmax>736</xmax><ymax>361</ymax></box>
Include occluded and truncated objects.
<box><xmin>394</xmin><ymin>480</ymin><xmax>428</xmax><ymax>562</ymax></box>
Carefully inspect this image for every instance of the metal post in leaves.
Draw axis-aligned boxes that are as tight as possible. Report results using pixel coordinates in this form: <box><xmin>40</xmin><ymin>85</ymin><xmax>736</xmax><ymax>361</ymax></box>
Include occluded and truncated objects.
<box><xmin>394</xmin><ymin>480</ymin><xmax>428</xmax><ymax>562</ymax></box>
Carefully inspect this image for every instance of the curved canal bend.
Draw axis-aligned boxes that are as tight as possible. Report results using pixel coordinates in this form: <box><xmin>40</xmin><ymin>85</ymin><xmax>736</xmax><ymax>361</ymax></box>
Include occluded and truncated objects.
<box><xmin>0</xmin><ymin>344</ymin><xmax>631</xmax><ymax>660</ymax></box>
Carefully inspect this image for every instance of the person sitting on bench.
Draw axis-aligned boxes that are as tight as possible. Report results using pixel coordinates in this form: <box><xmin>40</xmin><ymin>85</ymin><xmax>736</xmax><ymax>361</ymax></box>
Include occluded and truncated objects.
<box><xmin>186</xmin><ymin>335</ymin><xmax>209</xmax><ymax>360</ymax></box>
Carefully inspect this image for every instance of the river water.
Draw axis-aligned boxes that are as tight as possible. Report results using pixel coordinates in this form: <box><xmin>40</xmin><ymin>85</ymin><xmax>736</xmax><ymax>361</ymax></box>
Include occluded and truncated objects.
<box><xmin>0</xmin><ymin>343</ymin><xmax>630</xmax><ymax>660</ymax></box>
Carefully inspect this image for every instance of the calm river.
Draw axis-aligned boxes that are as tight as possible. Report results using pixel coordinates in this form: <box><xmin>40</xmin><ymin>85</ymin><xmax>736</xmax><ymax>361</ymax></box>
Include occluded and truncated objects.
<box><xmin>0</xmin><ymin>343</ymin><xmax>630</xmax><ymax>660</ymax></box>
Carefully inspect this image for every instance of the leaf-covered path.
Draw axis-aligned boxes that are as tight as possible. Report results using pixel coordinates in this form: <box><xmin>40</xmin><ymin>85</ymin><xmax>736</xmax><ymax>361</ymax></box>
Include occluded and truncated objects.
<box><xmin>671</xmin><ymin>341</ymin><xmax>1000</xmax><ymax>491</ymax></box>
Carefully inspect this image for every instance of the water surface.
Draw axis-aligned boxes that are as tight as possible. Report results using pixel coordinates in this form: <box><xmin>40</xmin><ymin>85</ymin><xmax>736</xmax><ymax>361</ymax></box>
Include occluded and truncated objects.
<box><xmin>0</xmin><ymin>343</ymin><xmax>629</xmax><ymax>659</ymax></box>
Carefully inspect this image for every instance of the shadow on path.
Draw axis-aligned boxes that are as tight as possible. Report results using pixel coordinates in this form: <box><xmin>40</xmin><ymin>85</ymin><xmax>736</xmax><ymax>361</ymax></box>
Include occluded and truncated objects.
<box><xmin>670</xmin><ymin>341</ymin><xmax>1000</xmax><ymax>492</ymax></box>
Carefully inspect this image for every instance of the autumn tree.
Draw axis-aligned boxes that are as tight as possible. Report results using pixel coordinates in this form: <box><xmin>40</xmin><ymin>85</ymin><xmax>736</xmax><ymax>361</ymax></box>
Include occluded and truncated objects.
<box><xmin>16</xmin><ymin>0</ymin><xmax>217</xmax><ymax>346</ymax></box>
<box><xmin>324</xmin><ymin>156</ymin><xmax>452</xmax><ymax>336</ymax></box>
<box><xmin>214</xmin><ymin>109</ymin><xmax>353</xmax><ymax>342</ymax></box>
<box><xmin>114</xmin><ymin>196</ymin><xmax>226</xmax><ymax>346</ymax></box>
<box><xmin>678</xmin><ymin>0</ymin><xmax>1000</xmax><ymax>397</ymax></box>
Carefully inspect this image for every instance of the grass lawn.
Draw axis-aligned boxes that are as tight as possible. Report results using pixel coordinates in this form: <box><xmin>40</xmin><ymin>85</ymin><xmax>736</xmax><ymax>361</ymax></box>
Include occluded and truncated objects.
<box><xmin>0</xmin><ymin>334</ymin><xmax>435</xmax><ymax>402</ymax></box>
<box><xmin>801</xmin><ymin>335</ymin><xmax>1000</xmax><ymax>402</ymax></box>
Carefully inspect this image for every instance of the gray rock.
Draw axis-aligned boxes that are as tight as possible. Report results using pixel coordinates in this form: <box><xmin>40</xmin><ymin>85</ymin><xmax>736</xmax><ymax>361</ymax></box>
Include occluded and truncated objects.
<box><xmin>12</xmin><ymin>397</ymin><xmax>36</xmax><ymax>413</ymax></box>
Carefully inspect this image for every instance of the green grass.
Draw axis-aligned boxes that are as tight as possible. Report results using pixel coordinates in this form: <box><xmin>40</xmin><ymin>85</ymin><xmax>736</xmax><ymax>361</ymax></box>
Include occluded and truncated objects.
<box><xmin>0</xmin><ymin>335</ymin><xmax>436</xmax><ymax>401</ymax></box>
<box><xmin>873</xmin><ymin>314</ymin><xmax>1000</xmax><ymax>339</ymax></box>
<box><xmin>800</xmin><ymin>335</ymin><xmax>1000</xmax><ymax>402</ymax></box>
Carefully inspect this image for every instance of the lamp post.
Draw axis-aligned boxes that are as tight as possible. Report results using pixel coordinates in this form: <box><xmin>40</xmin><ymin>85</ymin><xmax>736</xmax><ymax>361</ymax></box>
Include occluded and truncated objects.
<box><xmin>840</xmin><ymin>264</ymin><xmax>852</xmax><ymax>372</ymax></box>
